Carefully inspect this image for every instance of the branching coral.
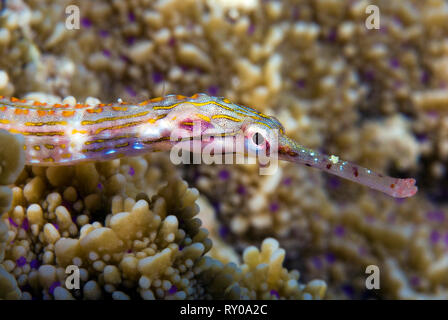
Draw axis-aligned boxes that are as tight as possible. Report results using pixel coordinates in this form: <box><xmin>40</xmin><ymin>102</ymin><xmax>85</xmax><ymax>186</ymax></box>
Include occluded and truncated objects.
<box><xmin>197</xmin><ymin>238</ymin><xmax>326</xmax><ymax>300</ymax></box>
<box><xmin>1</xmin><ymin>161</ymin><xmax>323</xmax><ymax>299</ymax></box>
<box><xmin>0</xmin><ymin>0</ymin><xmax>447</xmax><ymax>300</ymax></box>
<box><xmin>0</xmin><ymin>130</ymin><xmax>25</xmax><ymax>299</ymax></box>
<box><xmin>0</xmin><ymin>150</ymin><xmax>198</xmax><ymax>299</ymax></box>
<box><xmin>0</xmin><ymin>130</ymin><xmax>25</xmax><ymax>187</ymax></box>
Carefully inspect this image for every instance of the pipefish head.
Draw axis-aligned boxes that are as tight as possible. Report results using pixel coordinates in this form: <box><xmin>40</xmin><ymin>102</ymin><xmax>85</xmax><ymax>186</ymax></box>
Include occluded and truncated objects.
<box><xmin>171</xmin><ymin>95</ymin><xmax>287</xmax><ymax>157</ymax></box>
<box><xmin>200</xmin><ymin>97</ymin><xmax>287</xmax><ymax>157</ymax></box>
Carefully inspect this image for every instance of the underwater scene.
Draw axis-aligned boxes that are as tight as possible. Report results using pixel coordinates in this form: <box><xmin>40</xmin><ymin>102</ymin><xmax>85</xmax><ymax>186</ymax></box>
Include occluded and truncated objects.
<box><xmin>0</xmin><ymin>0</ymin><xmax>447</xmax><ymax>301</ymax></box>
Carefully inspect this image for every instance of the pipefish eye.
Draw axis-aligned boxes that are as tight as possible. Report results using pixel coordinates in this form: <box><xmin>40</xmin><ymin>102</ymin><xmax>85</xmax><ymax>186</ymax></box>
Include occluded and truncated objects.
<box><xmin>252</xmin><ymin>132</ymin><xmax>265</xmax><ymax>145</ymax></box>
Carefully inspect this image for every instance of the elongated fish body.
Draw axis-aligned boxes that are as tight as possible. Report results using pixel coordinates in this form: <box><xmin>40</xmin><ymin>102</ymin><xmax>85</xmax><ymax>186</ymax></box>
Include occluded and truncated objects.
<box><xmin>0</xmin><ymin>93</ymin><xmax>417</xmax><ymax>198</ymax></box>
<box><xmin>0</xmin><ymin>94</ymin><xmax>260</xmax><ymax>165</ymax></box>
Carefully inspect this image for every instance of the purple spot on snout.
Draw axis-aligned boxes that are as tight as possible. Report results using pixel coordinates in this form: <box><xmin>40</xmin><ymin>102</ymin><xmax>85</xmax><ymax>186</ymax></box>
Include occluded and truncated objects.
<box><xmin>128</xmin><ymin>167</ymin><xmax>135</xmax><ymax>176</ymax></box>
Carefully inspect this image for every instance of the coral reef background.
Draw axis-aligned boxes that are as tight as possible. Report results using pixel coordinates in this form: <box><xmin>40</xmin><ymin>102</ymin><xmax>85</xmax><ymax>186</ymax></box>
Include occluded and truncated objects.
<box><xmin>1</xmin><ymin>0</ymin><xmax>448</xmax><ymax>299</ymax></box>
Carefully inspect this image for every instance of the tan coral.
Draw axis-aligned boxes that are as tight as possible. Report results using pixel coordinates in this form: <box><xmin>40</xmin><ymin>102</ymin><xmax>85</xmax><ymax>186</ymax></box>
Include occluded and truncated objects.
<box><xmin>0</xmin><ymin>130</ymin><xmax>25</xmax><ymax>207</ymax></box>
<box><xmin>2</xmin><ymin>0</ymin><xmax>448</xmax><ymax>301</ymax></box>
<box><xmin>0</xmin><ymin>265</ymin><xmax>21</xmax><ymax>299</ymax></box>
<box><xmin>196</xmin><ymin>238</ymin><xmax>326</xmax><ymax>300</ymax></box>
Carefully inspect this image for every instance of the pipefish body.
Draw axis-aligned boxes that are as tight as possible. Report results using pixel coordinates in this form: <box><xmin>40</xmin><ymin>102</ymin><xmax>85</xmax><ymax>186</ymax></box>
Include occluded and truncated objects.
<box><xmin>0</xmin><ymin>93</ymin><xmax>417</xmax><ymax>198</ymax></box>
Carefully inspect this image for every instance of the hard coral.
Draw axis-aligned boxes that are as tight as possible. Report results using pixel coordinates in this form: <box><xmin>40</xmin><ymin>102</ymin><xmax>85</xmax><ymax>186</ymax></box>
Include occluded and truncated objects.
<box><xmin>2</xmin><ymin>0</ymin><xmax>448</xmax><ymax>300</ymax></box>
